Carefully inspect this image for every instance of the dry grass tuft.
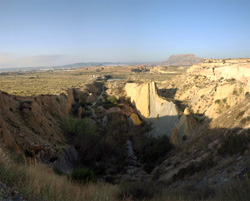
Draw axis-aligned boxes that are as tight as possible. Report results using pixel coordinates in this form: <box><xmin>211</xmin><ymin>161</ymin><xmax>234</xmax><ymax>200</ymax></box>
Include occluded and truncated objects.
<box><xmin>0</xmin><ymin>148</ymin><xmax>117</xmax><ymax>201</ymax></box>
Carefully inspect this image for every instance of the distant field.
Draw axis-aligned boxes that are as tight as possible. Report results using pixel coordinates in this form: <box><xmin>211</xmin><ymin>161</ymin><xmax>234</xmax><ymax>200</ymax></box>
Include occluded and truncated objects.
<box><xmin>0</xmin><ymin>66</ymin><xmax>187</xmax><ymax>96</ymax></box>
<box><xmin>0</xmin><ymin>70</ymin><xmax>94</xmax><ymax>96</ymax></box>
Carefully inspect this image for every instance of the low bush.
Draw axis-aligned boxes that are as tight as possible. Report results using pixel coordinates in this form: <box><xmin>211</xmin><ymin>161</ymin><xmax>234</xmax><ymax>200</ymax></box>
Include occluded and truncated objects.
<box><xmin>240</xmin><ymin>118</ymin><xmax>247</xmax><ymax>125</ymax></box>
<box><xmin>99</xmin><ymin>99</ymin><xmax>117</xmax><ymax>109</ymax></box>
<box><xmin>70</xmin><ymin>168</ymin><xmax>96</xmax><ymax>183</ymax></box>
<box><xmin>74</xmin><ymin>133</ymin><xmax>109</xmax><ymax>164</ymax></box>
<box><xmin>53</xmin><ymin>167</ymin><xmax>64</xmax><ymax>175</ymax></box>
<box><xmin>236</xmin><ymin>111</ymin><xmax>245</xmax><ymax>119</ymax></box>
<box><xmin>215</xmin><ymin>99</ymin><xmax>221</xmax><ymax>104</ymax></box>
<box><xmin>245</xmin><ymin>92</ymin><xmax>250</xmax><ymax>99</ymax></box>
<box><xmin>134</xmin><ymin>135</ymin><xmax>172</xmax><ymax>173</ymax></box>
<box><xmin>62</xmin><ymin>117</ymin><xmax>96</xmax><ymax>139</ymax></box>
<box><xmin>62</xmin><ymin>115</ymin><xmax>127</xmax><ymax>172</ymax></box>
<box><xmin>218</xmin><ymin>133</ymin><xmax>250</xmax><ymax>156</ymax></box>
<box><xmin>107</xmin><ymin>96</ymin><xmax>118</xmax><ymax>104</ymax></box>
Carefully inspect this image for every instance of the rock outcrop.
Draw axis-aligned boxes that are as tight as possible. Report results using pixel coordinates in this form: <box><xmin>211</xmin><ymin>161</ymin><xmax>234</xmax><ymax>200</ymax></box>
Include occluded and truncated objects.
<box><xmin>54</xmin><ymin>146</ymin><xmax>79</xmax><ymax>174</ymax></box>
<box><xmin>170</xmin><ymin>108</ymin><xmax>198</xmax><ymax>145</ymax></box>
<box><xmin>125</xmin><ymin>82</ymin><xmax>196</xmax><ymax>140</ymax></box>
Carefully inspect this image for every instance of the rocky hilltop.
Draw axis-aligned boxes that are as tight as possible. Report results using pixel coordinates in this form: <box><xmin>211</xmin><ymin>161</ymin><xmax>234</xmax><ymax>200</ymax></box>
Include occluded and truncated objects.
<box><xmin>162</xmin><ymin>53</ymin><xmax>204</xmax><ymax>66</ymax></box>
<box><xmin>160</xmin><ymin>58</ymin><xmax>250</xmax><ymax>119</ymax></box>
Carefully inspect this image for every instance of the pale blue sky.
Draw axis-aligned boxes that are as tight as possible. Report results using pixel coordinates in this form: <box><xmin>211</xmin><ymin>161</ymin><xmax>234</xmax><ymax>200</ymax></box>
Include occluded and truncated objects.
<box><xmin>0</xmin><ymin>0</ymin><xmax>249</xmax><ymax>67</ymax></box>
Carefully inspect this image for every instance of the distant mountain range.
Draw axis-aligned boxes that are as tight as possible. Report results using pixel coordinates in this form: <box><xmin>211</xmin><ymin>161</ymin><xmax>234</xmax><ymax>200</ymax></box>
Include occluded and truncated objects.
<box><xmin>162</xmin><ymin>53</ymin><xmax>204</xmax><ymax>66</ymax></box>
<box><xmin>0</xmin><ymin>54</ymin><xmax>204</xmax><ymax>72</ymax></box>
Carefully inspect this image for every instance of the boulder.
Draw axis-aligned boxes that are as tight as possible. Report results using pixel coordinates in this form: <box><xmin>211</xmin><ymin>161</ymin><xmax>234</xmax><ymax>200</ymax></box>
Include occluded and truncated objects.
<box><xmin>54</xmin><ymin>146</ymin><xmax>79</xmax><ymax>174</ymax></box>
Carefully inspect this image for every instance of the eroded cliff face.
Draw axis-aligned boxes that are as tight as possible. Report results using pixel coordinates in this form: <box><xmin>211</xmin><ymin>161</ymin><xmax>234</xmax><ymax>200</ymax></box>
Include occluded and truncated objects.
<box><xmin>125</xmin><ymin>82</ymin><xmax>179</xmax><ymax>119</ymax></box>
<box><xmin>0</xmin><ymin>80</ymin><xmax>105</xmax><ymax>152</ymax></box>
<box><xmin>125</xmin><ymin>82</ymin><xmax>197</xmax><ymax>141</ymax></box>
<box><xmin>159</xmin><ymin>59</ymin><xmax>250</xmax><ymax>120</ymax></box>
<box><xmin>187</xmin><ymin>58</ymin><xmax>250</xmax><ymax>83</ymax></box>
<box><xmin>125</xmin><ymin>83</ymin><xmax>150</xmax><ymax>118</ymax></box>
<box><xmin>0</xmin><ymin>90</ymin><xmax>74</xmax><ymax>151</ymax></box>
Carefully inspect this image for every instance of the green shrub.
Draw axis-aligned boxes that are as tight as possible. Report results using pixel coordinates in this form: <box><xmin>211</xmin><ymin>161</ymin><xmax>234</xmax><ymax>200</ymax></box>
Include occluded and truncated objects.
<box><xmin>107</xmin><ymin>96</ymin><xmax>118</xmax><ymax>104</ymax></box>
<box><xmin>222</xmin><ymin>98</ymin><xmax>227</xmax><ymax>103</ymax></box>
<box><xmin>103</xmin><ymin>112</ymin><xmax>127</xmax><ymax>165</ymax></box>
<box><xmin>240</xmin><ymin>118</ymin><xmax>247</xmax><ymax>125</ymax></box>
<box><xmin>99</xmin><ymin>100</ymin><xmax>116</xmax><ymax>109</ymax></box>
<box><xmin>62</xmin><ymin>117</ymin><xmax>96</xmax><ymax>139</ymax></box>
<box><xmin>237</xmin><ymin>111</ymin><xmax>245</xmax><ymax>119</ymax></box>
<box><xmin>233</xmin><ymin>89</ymin><xmax>238</xmax><ymax>96</ymax></box>
<box><xmin>62</xmin><ymin>114</ymin><xmax>127</xmax><ymax>173</ymax></box>
<box><xmin>245</xmin><ymin>92</ymin><xmax>250</xmax><ymax>99</ymax></box>
<box><xmin>70</xmin><ymin>168</ymin><xmax>96</xmax><ymax>183</ymax></box>
<box><xmin>74</xmin><ymin>133</ymin><xmax>109</xmax><ymax>164</ymax></box>
<box><xmin>215</xmin><ymin>99</ymin><xmax>221</xmax><ymax>104</ymax></box>
<box><xmin>53</xmin><ymin>167</ymin><xmax>64</xmax><ymax>175</ymax></box>
<box><xmin>62</xmin><ymin>117</ymin><xmax>109</xmax><ymax>164</ymax></box>
<box><xmin>218</xmin><ymin>133</ymin><xmax>250</xmax><ymax>156</ymax></box>
<box><xmin>134</xmin><ymin>135</ymin><xmax>172</xmax><ymax>173</ymax></box>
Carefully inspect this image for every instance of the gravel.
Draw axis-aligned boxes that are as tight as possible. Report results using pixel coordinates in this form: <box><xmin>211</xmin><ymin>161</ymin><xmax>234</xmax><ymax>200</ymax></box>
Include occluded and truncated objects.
<box><xmin>0</xmin><ymin>181</ymin><xmax>25</xmax><ymax>201</ymax></box>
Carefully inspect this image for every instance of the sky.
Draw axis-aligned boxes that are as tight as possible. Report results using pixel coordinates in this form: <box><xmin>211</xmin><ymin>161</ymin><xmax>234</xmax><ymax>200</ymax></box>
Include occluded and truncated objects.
<box><xmin>0</xmin><ymin>0</ymin><xmax>249</xmax><ymax>68</ymax></box>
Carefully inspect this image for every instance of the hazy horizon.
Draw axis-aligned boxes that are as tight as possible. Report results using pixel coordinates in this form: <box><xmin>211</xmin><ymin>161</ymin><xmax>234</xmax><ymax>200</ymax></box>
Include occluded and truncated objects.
<box><xmin>0</xmin><ymin>0</ymin><xmax>249</xmax><ymax>68</ymax></box>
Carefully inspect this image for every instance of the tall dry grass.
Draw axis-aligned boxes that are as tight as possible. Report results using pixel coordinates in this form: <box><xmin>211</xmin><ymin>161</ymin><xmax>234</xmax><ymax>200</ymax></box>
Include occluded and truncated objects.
<box><xmin>0</xmin><ymin>148</ymin><xmax>117</xmax><ymax>201</ymax></box>
<box><xmin>1</xmin><ymin>147</ymin><xmax>249</xmax><ymax>201</ymax></box>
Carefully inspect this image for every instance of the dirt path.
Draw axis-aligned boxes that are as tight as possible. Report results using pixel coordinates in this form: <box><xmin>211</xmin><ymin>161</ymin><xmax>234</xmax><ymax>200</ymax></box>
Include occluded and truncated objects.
<box><xmin>93</xmin><ymin>84</ymin><xmax>105</xmax><ymax>106</ymax></box>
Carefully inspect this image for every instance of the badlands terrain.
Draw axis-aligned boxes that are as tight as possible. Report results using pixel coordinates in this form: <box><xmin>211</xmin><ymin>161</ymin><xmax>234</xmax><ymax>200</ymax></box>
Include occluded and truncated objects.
<box><xmin>0</xmin><ymin>57</ymin><xmax>250</xmax><ymax>200</ymax></box>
